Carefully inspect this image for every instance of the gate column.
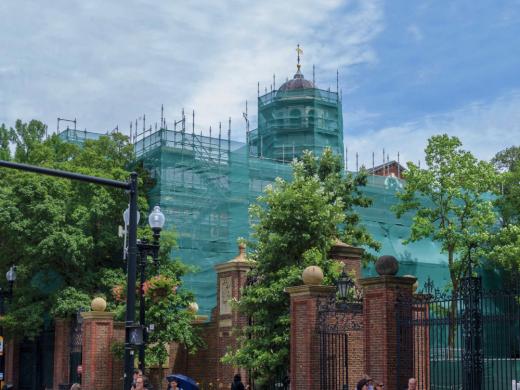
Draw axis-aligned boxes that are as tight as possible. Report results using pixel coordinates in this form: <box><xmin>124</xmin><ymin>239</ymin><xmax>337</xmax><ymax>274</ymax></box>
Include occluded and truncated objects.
<box><xmin>53</xmin><ymin>318</ymin><xmax>71</xmax><ymax>390</ymax></box>
<box><xmin>359</xmin><ymin>256</ymin><xmax>416</xmax><ymax>390</ymax></box>
<box><xmin>81</xmin><ymin>298</ymin><xmax>115</xmax><ymax>390</ymax></box>
<box><xmin>287</xmin><ymin>279</ymin><xmax>335</xmax><ymax>390</ymax></box>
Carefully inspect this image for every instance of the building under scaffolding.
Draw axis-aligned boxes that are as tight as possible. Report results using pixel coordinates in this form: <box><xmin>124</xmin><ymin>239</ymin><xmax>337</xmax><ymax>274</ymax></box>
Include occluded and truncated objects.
<box><xmin>59</xmin><ymin>64</ymin><xmax>453</xmax><ymax>315</ymax></box>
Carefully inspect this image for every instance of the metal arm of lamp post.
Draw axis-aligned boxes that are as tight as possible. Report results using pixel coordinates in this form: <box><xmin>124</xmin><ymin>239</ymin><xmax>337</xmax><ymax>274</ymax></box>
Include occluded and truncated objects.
<box><xmin>0</xmin><ymin>159</ymin><xmax>139</xmax><ymax>390</ymax></box>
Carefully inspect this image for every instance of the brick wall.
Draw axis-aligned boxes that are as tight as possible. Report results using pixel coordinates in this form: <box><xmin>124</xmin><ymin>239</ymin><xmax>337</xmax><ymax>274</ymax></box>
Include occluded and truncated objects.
<box><xmin>329</xmin><ymin>240</ymin><xmax>363</xmax><ymax>280</ymax></box>
<box><xmin>347</xmin><ymin>324</ymin><xmax>365</xmax><ymax>390</ymax></box>
<box><xmin>360</xmin><ymin>275</ymin><xmax>416</xmax><ymax>390</ymax></box>
<box><xmin>53</xmin><ymin>318</ymin><xmax>71</xmax><ymax>390</ymax></box>
<box><xmin>174</xmin><ymin>319</ymin><xmax>220</xmax><ymax>387</ymax></box>
<box><xmin>4</xmin><ymin>337</ymin><xmax>19</xmax><ymax>387</ymax></box>
<box><xmin>81</xmin><ymin>311</ymin><xmax>115</xmax><ymax>390</ymax></box>
<box><xmin>111</xmin><ymin>322</ymin><xmax>125</xmax><ymax>390</ymax></box>
<box><xmin>287</xmin><ymin>285</ymin><xmax>336</xmax><ymax>390</ymax></box>
<box><xmin>413</xmin><ymin>297</ymin><xmax>430</xmax><ymax>390</ymax></box>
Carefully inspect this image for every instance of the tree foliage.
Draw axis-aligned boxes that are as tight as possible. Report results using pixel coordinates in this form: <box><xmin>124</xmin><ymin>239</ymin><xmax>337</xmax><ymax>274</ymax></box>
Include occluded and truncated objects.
<box><xmin>482</xmin><ymin>146</ymin><xmax>520</xmax><ymax>273</ymax></box>
<box><xmin>393</xmin><ymin>134</ymin><xmax>498</xmax><ymax>290</ymax></box>
<box><xmin>0</xmin><ymin>120</ymin><xmax>200</xmax><ymax>356</ymax></box>
<box><xmin>492</xmin><ymin>146</ymin><xmax>520</xmax><ymax>226</ymax></box>
<box><xmin>223</xmin><ymin>148</ymin><xmax>377</xmax><ymax>382</ymax></box>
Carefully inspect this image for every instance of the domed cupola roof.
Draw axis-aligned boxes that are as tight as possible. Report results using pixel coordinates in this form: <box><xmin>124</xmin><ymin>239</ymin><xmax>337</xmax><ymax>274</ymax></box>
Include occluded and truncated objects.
<box><xmin>278</xmin><ymin>69</ymin><xmax>315</xmax><ymax>91</ymax></box>
<box><xmin>278</xmin><ymin>44</ymin><xmax>315</xmax><ymax>92</ymax></box>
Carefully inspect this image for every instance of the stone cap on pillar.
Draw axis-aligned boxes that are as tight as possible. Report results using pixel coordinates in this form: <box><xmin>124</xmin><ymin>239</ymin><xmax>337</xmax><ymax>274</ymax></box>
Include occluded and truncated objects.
<box><xmin>215</xmin><ymin>242</ymin><xmax>255</xmax><ymax>274</ymax></box>
<box><xmin>328</xmin><ymin>239</ymin><xmax>364</xmax><ymax>260</ymax></box>
<box><xmin>285</xmin><ymin>285</ymin><xmax>336</xmax><ymax>297</ymax></box>
<box><xmin>81</xmin><ymin>311</ymin><xmax>115</xmax><ymax>320</ymax></box>
<box><xmin>359</xmin><ymin>275</ymin><xmax>417</xmax><ymax>289</ymax></box>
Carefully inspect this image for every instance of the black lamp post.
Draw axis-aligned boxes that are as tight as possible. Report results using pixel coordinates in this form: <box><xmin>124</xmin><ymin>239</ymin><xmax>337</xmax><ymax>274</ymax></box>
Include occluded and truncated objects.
<box><xmin>0</xmin><ymin>160</ymin><xmax>139</xmax><ymax>390</ymax></box>
<box><xmin>0</xmin><ymin>265</ymin><xmax>16</xmax><ymax>388</ymax></box>
<box><xmin>124</xmin><ymin>205</ymin><xmax>165</xmax><ymax>372</ymax></box>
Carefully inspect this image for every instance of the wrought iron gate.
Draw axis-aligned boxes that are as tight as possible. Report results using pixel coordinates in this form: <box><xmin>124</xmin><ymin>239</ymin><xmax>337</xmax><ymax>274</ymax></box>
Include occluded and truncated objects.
<box><xmin>396</xmin><ymin>274</ymin><xmax>520</xmax><ymax>390</ymax></box>
<box><xmin>19</xmin><ymin>329</ymin><xmax>55</xmax><ymax>390</ymax></box>
<box><xmin>69</xmin><ymin>310</ymin><xmax>84</xmax><ymax>384</ymax></box>
<box><xmin>318</xmin><ymin>282</ymin><xmax>363</xmax><ymax>390</ymax></box>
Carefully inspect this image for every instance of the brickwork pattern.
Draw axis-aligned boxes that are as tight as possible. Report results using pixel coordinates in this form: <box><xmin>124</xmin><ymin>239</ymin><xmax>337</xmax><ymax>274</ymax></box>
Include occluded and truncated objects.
<box><xmin>111</xmin><ymin>322</ymin><xmax>125</xmax><ymax>390</ymax></box>
<box><xmin>81</xmin><ymin>312</ymin><xmax>115</xmax><ymax>390</ymax></box>
<box><xmin>413</xmin><ymin>300</ymin><xmax>430</xmax><ymax>390</ymax></box>
<box><xmin>287</xmin><ymin>286</ymin><xmax>335</xmax><ymax>390</ymax></box>
<box><xmin>347</xmin><ymin>326</ymin><xmax>365</xmax><ymax>390</ymax></box>
<box><xmin>4</xmin><ymin>337</ymin><xmax>19</xmax><ymax>387</ymax></box>
<box><xmin>53</xmin><ymin>318</ymin><xmax>71</xmax><ymax>390</ymax></box>
<box><xmin>361</xmin><ymin>276</ymin><xmax>415</xmax><ymax>390</ymax></box>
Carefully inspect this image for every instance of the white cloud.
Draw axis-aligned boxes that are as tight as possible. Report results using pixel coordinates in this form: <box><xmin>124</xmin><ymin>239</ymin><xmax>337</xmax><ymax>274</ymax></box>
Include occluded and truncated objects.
<box><xmin>180</xmin><ymin>0</ymin><xmax>384</xmax><ymax>137</ymax></box>
<box><xmin>0</xmin><ymin>0</ymin><xmax>384</xmax><ymax>138</ymax></box>
<box><xmin>346</xmin><ymin>90</ymin><xmax>520</xmax><ymax>168</ymax></box>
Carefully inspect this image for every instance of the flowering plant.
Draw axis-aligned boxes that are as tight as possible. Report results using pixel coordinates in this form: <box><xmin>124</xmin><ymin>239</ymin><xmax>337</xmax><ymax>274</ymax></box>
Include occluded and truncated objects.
<box><xmin>111</xmin><ymin>284</ymin><xmax>125</xmax><ymax>303</ymax></box>
<box><xmin>144</xmin><ymin>274</ymin><xmax>178</xmax><ymax>301</ymax></box>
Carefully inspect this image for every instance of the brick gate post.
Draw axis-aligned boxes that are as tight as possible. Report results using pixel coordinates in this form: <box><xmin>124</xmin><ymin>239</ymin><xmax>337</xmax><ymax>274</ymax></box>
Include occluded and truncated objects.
<box><xmin>53</xmin><ymin>318</ymin><xmax>71</xmax><ymax>390</ymax></box>
<box><xmin>329</xmin><ymin>239</ymin><xmax>364</xmax><ymax>280</ymax></box>
<box><xmin>359</xmin><ymin>255</ymin><xmax>416</xmax><ymax>390</ymax></box>
<box><xmin>81</xmin><ymin>298</ymin><xmax>115</xmax><ymax>390</ymax></box>
<box><xmin>286</xmin><ymin>270</ymin><xmax>335</xmax><ymax>390</ymax></box>
<box><xmin>214</xmin><ymin>243</ymin><xmax>255</xmax><ymax>385</ymax></box>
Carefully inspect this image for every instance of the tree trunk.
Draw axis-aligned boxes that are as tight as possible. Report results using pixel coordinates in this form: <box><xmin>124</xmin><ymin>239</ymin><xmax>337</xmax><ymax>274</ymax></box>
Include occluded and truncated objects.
<box><xmin>448</xmin><ymin>250</ymin><xmax>457</xmax><ymax>359</ymax></box>
<box><xmin>448</xmin><ymin>282</ymin><xmax>458</xmax><ymax>359</ymax></box>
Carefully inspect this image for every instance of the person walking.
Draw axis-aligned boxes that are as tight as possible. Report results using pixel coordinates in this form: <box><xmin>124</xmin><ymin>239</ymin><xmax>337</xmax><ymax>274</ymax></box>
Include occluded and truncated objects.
<box><xmin>406</xmin><ymin>378</ymin><xmax>417</xmax><ymax>390</ymax></box>
<box><xmin>231</xmin><ymin>374</ymin><xmax>245</xmax><ymax>390</ymax></box>
<box><xmin>356</xmin><ymin>379</ymin><xmax>369</xmax><ymax>390</ymax></box>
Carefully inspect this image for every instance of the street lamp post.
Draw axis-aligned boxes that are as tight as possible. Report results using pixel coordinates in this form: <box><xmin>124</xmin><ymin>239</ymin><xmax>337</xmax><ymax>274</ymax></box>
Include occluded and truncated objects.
<box><xmin>0</xmin><ymin>265</ymin><xmax>17</xmax><ymax>389</ymax></box>
<box><xmin>0</xmin><ymin>160</ymin><xmax>139</xmax><ymax>390</ymax></box>
<box><xmin>124</xmin><ymin>206</ymin><xmax>165</xmax><ymax>372</ymax></box>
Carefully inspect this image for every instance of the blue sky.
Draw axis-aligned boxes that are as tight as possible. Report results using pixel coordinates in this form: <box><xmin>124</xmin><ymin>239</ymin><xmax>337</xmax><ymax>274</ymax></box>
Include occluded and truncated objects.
<box><xmin>1</xmin><ymin>0</ymin><xmax>519</xmax><ymax>166</ymax></box>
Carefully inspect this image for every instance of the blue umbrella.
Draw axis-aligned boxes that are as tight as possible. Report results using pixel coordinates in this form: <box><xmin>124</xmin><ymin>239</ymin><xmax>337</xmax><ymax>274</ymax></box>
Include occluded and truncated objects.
<box><xmin>166</xmin><ymin>374</ymin><xmax>199</xmax><ymax>390</ymax></box>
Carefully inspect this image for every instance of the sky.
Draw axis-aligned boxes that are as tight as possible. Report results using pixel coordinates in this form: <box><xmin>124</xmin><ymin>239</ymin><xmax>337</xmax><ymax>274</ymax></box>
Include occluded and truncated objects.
<box><xmin>1</xmin><ymin>0</ymin><xmax>519</xmax><ymax>167</ymax></box>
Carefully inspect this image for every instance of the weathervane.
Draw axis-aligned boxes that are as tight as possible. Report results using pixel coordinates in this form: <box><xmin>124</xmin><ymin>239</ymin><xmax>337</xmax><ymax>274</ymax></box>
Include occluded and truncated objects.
<box><xmin>296</xmin><ymin>44</ymin><xmax>303</xmax><ymax>72</ymax></box>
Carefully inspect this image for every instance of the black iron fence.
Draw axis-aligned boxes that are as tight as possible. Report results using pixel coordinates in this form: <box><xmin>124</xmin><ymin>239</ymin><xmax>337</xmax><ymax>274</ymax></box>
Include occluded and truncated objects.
<box><xmin>396</xmin><ymin>275</ymin><xmax>520</xmax><ymax>390</ymax></box>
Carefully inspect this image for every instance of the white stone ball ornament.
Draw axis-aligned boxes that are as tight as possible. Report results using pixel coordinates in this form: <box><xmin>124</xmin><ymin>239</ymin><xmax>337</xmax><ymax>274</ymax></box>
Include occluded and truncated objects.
<box><xmin>91</xmin><ymin>297</ymin><xmax>107</xmax><ymax>312</ymax></box>
<box><xmin>302</xmin><ymin>266</ymin><xmax>324</xmax><ymax>285</ymax></box>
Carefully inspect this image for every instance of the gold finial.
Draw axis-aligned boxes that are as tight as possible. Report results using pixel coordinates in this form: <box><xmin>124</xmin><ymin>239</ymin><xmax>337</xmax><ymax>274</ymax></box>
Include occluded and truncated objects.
<box><xmin>296</xmin><ymin>44</ymin><xmax>303</xmax><ymax>72</ymax></box>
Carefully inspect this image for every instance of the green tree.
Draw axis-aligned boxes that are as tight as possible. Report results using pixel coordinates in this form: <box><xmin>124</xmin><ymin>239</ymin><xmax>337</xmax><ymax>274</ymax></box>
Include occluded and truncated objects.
<box><xmin>393</xmin><ymin>134</ymin><xmax>498</xmax><ymax>350</ymax></box>
<box><xmin>9</xmin><ymin>119</ymin><xmax>47</xmax><ymax>163</ymax></box>
<box><xmin>0</xmin><ymin>120</ymin><xmax>200</xmax><ymax>357</ymax></box>
<box><xmin>483</xmin><ymin>224</ymin><xmax>520</xmax><ymax>272</ymax></box>
<box><xmin>0</xmin><ymin>124</ymin><xmax>10</xmax><ymax>160</ymax></box>
<box><xmin>223</xmin><ymin>148</ymin><xmax>377</xmax><ymax>383</ymax></box>
<box><xmin>491</xmin><ymin>145</ymin><xmax>520</xmax><ymax>172</ymax></box>
<box><xmin>480</xmin><ymin>146</ymin><xmax>520</xmax><ymax>273</ymax></box>
<box><xmin>492</xmin><ymin>146</ymin><xmax>520</xmax><ymax>226</ymax></box>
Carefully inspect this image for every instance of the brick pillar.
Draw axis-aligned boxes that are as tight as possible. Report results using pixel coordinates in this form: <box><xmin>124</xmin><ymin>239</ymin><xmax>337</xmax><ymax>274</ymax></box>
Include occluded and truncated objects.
<box><xmin>413</xmin><ymin>294</ymin><xmax>430</xmax><ymax>390</ymax></box>
<box><xmin>4</xmin><ymin>337</ymin><xmax>19</xmax><ymax>387</ymax></box>
<box><xmin>81</xmin><ymin>310</ymin><xmax>115</xmax><ymax>390</ymax></box>
<box><xmin>329</xmin><ymin>239</ymin><xmax>363</xmax><ymax>280</ymax></box>
<box><xmin>286</xmin><ymin>285</ymin><xmax>336</xmax><ymax>390</ymax></box>
<box><xmin>53</xmin><ymin>318</ymin><xmax>71</xmax><ymax>390</ymax></box>
<box><xmin>360</xmin><ymin>267</ymin><xmax>416</xmax><ymax>389</ymax></box>
<box><xmin>214</xmin><ymin>243</ymin><xmax>254</xmax><ymax>385</ymax></box>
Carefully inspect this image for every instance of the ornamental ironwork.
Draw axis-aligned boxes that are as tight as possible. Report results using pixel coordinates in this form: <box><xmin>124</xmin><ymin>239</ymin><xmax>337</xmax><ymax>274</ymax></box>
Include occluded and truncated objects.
<box><xmin>317</xmin><ymin>275</ymin><xmax>363</xmax><ymax>333</ymax></box>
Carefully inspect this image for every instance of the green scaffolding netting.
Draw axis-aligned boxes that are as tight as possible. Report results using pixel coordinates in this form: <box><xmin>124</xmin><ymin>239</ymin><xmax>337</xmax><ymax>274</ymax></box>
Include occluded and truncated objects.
<box><xmin>57</xmin><ymin>85</ymin><xmax>453</xmax><ymax>316</ymax></box>
<box><xmin>131</xmin><ymin>126</ymin><xmax>450</xmax><ymax>315</ymax></box>
<box><xmin>248</xmin><ymin>88</ymin><xmax>344</xmax><ymax>161</ymax></box>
